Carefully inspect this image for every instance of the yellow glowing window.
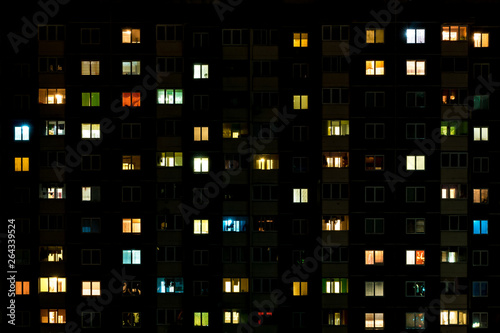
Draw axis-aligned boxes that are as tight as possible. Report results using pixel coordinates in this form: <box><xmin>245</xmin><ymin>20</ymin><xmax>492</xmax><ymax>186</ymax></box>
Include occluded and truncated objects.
<box><xmin>81</xmin><ymin>61</ymin><xmax>100</xmax><ymax>75</ymax></box>
<box><xmin>254</xmin><ymin>154</ymin><xmax>279</xmax><ymax>170</ymax></box>
<box><xmin>40</xmin><ymin>309</ymin><xmax>66</xmax><ymax>324</ymax></box>
<box><xmin>81</xmin><ymin>123</ymin><xmax>100</xmax><ymax>139</ymax></box>
<box><xmin>474</xmin><ymin>32</ymin><xmax>489</xmax><ymax>47</ymax></box>
<box><xmin>194</xmin><ymin>219</ymin><xmax>209</xmax><ymax>234</ymax></box>
<box><xmin>122</xmin><ymin>28</ymin><xmax>140</xmax><ymax>43</ymax></box>
<box><xmin>39</xmin><ymin>88</ymin><xmax>66</xmax><ymax>104</ymax></box>
<box><xmin>223</xmin><ymin>278</ymin><xmax>249</xmax><ymax>293</ymax></box>
<box><xmin>366</xmin><ymin>29</ymin><xmax>384</xmax><ymax>43</ymax></box>
<box><xmin>293</xmin><ymin>33</ymin><xmax>308</xmax><ymax>47</ymax></box>
<box><xmin>15</xmin><ymin>157</ymin><xmax>29</xmax><ymax>172</ymax></box>
<box><xmin>473</xmin><ymin>189</ymin><xmax>488</xmax><ymax>204</ymax></box>
<box><xmin>365</xmin><ymin>250</ymin><xmax>384</xmax><ymax>265</ymax></box>
<box><xmin>366</xmin><ymin>61</ymin><xmax>384</xmax><ymax>75</ymax></box>
<box><xmin>194</xmin><ymin>312</ymin><xmax>209</xmax><ymax>326</ymax></box>
<box><xmin>365</xmin><ymin>313</ymin><xmax>384</xmax><ymax>329</ymax></box>
<box><xmin>194</xmin><ymin>126</ymin><xmax>209</xmax><ymax>141</ymax></box>
<box><xmin>440</xmin><ymin>310</ymin><xmax>467</xmax><ymax>325</ymax></box>
<box><xmin>293</xmin><ymin>188</ymin><xmax>308</xmax><ymax>203</ymax></box>
<box><xmin>157</xmin><ymin>152</ymin><xmax>183</xmax><ymax>167</ymax></box>
<box><xmin>224</xmin><ymin>311</ymin><xmax>240</xmax><ymax>324</ymax></box>
<box><xmin>406</xmin><ymin>60</ymin><xmax>425</xmax><ymax>75</ymax></box>
<box><xmin>293</xmin><ymin>95</ymin><xmax>308</xmax><ymax>109</ymax></box>
<box><xmin>442</xmin><ymin>26</ymin><xmax>467</xmax><ymax>41</ymax></box>
<box><xmin>39</xmin><ymin>277</ymin><xmax>66</xmax><ymax>293</ymax></box>
<box><xmin>293</xmin><ymin>281</ymin><xmax>308</xmax><ymax>295</ymax></box>
<box><xmin>15</xmin><ymin>281</ymin><xmax>30</xmax><ymax>295</ymax></box>
<box><xmin>122</xmin><ymin>218</ymin><xmax>141</xmax><ymax>233</ymax></box>
<box><xmin>122</xmin><ymin>155</ymin><xmax>141</xmax><ymax>170</ymax></box>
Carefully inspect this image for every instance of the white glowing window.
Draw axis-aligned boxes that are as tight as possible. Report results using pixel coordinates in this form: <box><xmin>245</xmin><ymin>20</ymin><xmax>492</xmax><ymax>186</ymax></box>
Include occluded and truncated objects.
<box><xmin>365</xmin><ymin>281</ymin><xmax>384</xmax><ymax>296</ymax></box>
<box><xmin>194</xmin><ymin>64</ymin><xmax>209</xmax><ymax>79</ymax></box>
<box><xmin>223</xmin><ymin>278</ymin><xmax>249</xmax><ymax>293</ymax></box>
<box><xmin>406</xmin><ymin>155</ymin><xmax>425</xmax><ymax>170</ymax></box>
<box><xmin>194</xmin><ymin>219</ymin><xmax>209</xmax><ymax>234</ymax></box>
<box><xmin>406</xmin><ymin>28</ymin><xmax>425</xmax><ymax>43</ymax></box>
<box><xmin>82</xmin><ymin>281</ymin><xmax>100</xmax><ymax>296</ymax></box>
<box><xmin>14</xmin><ymin>126</ymin><xmax>30</xmax><ymax>141</ymax></box>
<box><xmin>293</xmin><ymin>188</ymin><xmax>308</xmax><ymax>203</ymax></box>
<box><xmin>122</xmin><ymin>61</ymin><xmax>140</xmax><ymax>75</ymax></box>
<box><xmin>193</xmin><ymin>157</ymin><xmax>209</xmax><ymax>173</ymax></box>
<box><xmin>473</xmin><ymin>127</ymin><xmax>488</xmax><ymax>141</ymax></box>
<box><xmin>81</xmin><ymin>124</ymin><xmax>101</xmax><ymax>139</ymax></box>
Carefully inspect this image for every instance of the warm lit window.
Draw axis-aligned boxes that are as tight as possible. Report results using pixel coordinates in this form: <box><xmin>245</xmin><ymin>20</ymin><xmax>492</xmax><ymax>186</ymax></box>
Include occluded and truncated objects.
<box><xmin>122</xmin><ymin>155</ymin><xmax>141</xmax><ymax>170</ymax></box>
<box><xmin>193</xmin><ymin>64</ymin><xmax>209</xmax><ymax>79</ymax></box>
<box><xmin>406</xmin><ymin>60</ymin><xmax>425</xmax><ymax>75</ymax></box>
<box><xmin>442</xmin><ymin>88</ymin><xmax>467</xmax><ymax>105</ymax></box>
<box><xmin>39</xmin><ymin>88</ymin><xmax>66</xmax><ymax>104</ymax></box>
<box><xmin>325</xmin><ymin>120</ymin><xmax>349</xmax><ymax>136</ymax></box>
<box><xmin>254</xmin><ymin>154</ymin><xmax>279</xmax><ymax>170</ymax></box>
<box><xmin>157</xmin><ymin>152</ymin><xmax>182</xmax><ymax>167</ymax></box>
<box><xmin>222</xmin><ymin>217</ymin><xmax>248</xmax><ymax>232</ymax></box>
<box><xmin>39</xmin><ymin>246</ymin><xmax>63</xmax><ymax>262</ymax></box>
<box><xmin>39</xmin><ymin>277</ymin><xmax>66</xmax><ymax>293</ymax></box>
<box><xmin>122</xmin><ymin>92</ymin><xmax>141</xmax><ymax>107</ymax></box>
<box><xmin>254</xmin><ymin>216</ymin><xmax>277</xmax><ymax>232</ymax></box>
<box><xmin>473</xmin><ymin>219</ymin><xmax>488</xmax><ymax>234</ymax></box>
<box><xmin>472</xmin><ymin>312</ymin><xmax>488</xmax><ymax>328</ymax></box>
<box><xmin>157</xmin><ymin>89</ymin><xmax>183</xmax><ymax>104</ymax></box>
<box><xmin>365</xmin><ymin>250</ymin><xmax>384</xmax><ymax>265</ymax></box>
<box><xmin>406</xmin><ymin>281</ymin><xmax>425</xmax><ymax>297</ymax></box>
<box><xmin>473</xmin><ymin>127</ymin><xmax>488</xmax><ymax>141</ymax></box>
<box><xmin>122</xmin><ymin>28</ymin><xmax>140</xmax><ymax>43</ymax></box>
<box><xmin>324</xmin><ymin>309</ymin><xmax>347</xmax><ymax>326</ymax></box>
<box><xmin>473</xmin><ymin>189</ymin><xmax>488</xmax><ymax>204</ymax></box>
<box><xmin>157</xmin><ymin>277</ymin><xmax>184</xmax><ymax>293</ymax></box>
<box><xmin>223</xmin><ymin>278</ymin><xmax>249</xmax><ymax>293</ymax></box>
<box><xmin>406</xmin><ymin>28</ymin><xmax>425</xmax><ymax>43</ymax></box>
<box><xmin>39</xmin><ymin>57</ymin><xmax>64</xmax><ymax>72</ymax></box>
<box><xmin>81</xmin><ymin>61</ymin><xmax>99</xmax><ymax>75</ymax></box>
<box><xmin>82</xmin><ymin>281</ymin><xmax>100</xmax><ymax>296</ymax></box>
<box><xmin>365</xmin><ymin>281</ymin><xmax>383</xmax><ymax>296</ymax></box>
<box><xmin>365</xmin><ymin>313</ymin><xmax>384</xmax><ymax>330</ymax></box>
<box><xmin>222</xmin><ymin>122</ymin><xmax>248</xmax><ymax>138</ymax></box>
<box><xmin>15</xmin><ymin>281</ymin><xmax>30</xmax><ymax>295</ymax></box>
<box><xmin>122</xmin><ymin>312</ymin><xmax>141</xmax><ymax>327</ymax></box>
<box><xmin>81</xmin><ymin>123</ymin><xmax>100</xmax><ymax>139</ymax></box>
<box><xmin>293</xmin><ymin>33</ymin><xmax>308</xmax><ymax>47</ymax></box>
<box><xmin>323</xmin><ymin>278</ymin><xmax>348</xmax><ymax>294</ymax></box>
<box><xmin>366</xmin><ymin>60</ymin><xmax>384</xmax><ymax>75</ymax></box>
<box><xmin>123</xmin><ymin>280</ymin><xmax>142</xmax><ymax>295</ymax></box>
<box><xmin>406</xmin><ymin>155</ymin><xmax>425</xmax><ymax>170</ymax></box>
<box><xmin>44</xmin><ymin>120</ymin><xmax>65</xmax><ymax>136</ymax></box>
<box><xmin>441</xmin><ymin>120</ymin><xmax>468</xmax><ymax>135</ymax></box>
<box><xmin>365</xmin><ymin>218</ymin><xmax>384</xmax><ymax>234</ymax></box>
<box><xmin>82</xmin><ymin>186</ymin><xmax>100</xmax><ymax>202</ymax></box>
<box><xmin>14</xmin><ymin>125</ymin><xmax>30</xmax><ymax>141</ymax></box>
<box><xmin>224</xmin><ymin>310</ymin><xmax>240</xmax><ymax>324</ymax></box>
<box><xmin>323</xmin><ymin>152</ymin><xmax>349</xmax><ymax>168</ymax></box>
<box><xmin>194</xmin><ymin>312</ymin><xmax>209</xmax><ymax>326</ymax></box>
<box><xmin>194</xmin><ymin>219</ymin><xmax>209</xmax><ymax>234</ymax></box>
<box><xmin>194</xmin><ymin>126</ymin><xmax>209</xmax><ymax>141</ymax></box>
<box><xmin>122</xmin><ymin>250</ymin><xmax>141</xmax><ymax>264</ymax></box>
<box><xmin>322</xmin><ymin>215</ymin><xmax>349</xmax><ymax>231</ymax></box>
<box><xmin>406</xmin><ymin>250</ymin><xmax>425</xmax><ymax>265</ymax></box>
<box><xmin>442</xmin><ymin>25</ymin><xmax>467</xmax><ymax>41</ymax></box>
<box><xmin>193</xmin><ymin>157</ymin><xmax>209</xmax><ymax>173</ymax></box>
<box><xmin>293</xmin><ymin>188</ymin><xmax>308</xmax><ymax>203</ymax></box>
<box><xmin>366</xmin><ymin>29</ymin><xmax>384</xmax><ymax>43</ymax></box>
<box><xmin>40</xmin><ymin>185</ymin><xmax>65</xmax><ymax>199</ymax></box>
<box><xmin>40</xmin><ymin>309</ymin><xmax>66</xmax><ymax>324</ymax></box>
<box><xmin>406</xmin><ymin>313</ymin><xmax>425</xmax><ymax>329</ymax></box>
<box><xmin>365</xmin><ymin>155</ymin><xmax>384</xmax><ymax>170</ymax></box>
<box><xmin>473</xmin><ymin>32</ymin><xmax>489</xmax><ymax>47</ymax></box>
<box><xmin>14</xmin><ymin>157</ymin><xmax>29</xmax><ymax>172</ymax></box>
<box><xmin>293</xmin><ymin>95</ymin><xmax>308</xmax><ymax>109</ymax></box>
<box><xmin>82</xmin><ymin>92</ymin><xmax>100</xmax><ymax>107</ymax></box>
<box><xmin>441</xmin><ymin>247</ymin><xmax>466</xmax><ymax>263</ymax></box>
<box><xmin>122</xmin><ymin>218</ymin><xmax>141</xmax><ymax>234</ymax></box>
<box><xmin>440</xmin><ymin>310</ymin><xmax>467</xmax><ymax>325</ymax></box>
<box><xmin>292</xmin><ymin>281</ymin><xmax>308</xmax><ymax>295</ymax></box>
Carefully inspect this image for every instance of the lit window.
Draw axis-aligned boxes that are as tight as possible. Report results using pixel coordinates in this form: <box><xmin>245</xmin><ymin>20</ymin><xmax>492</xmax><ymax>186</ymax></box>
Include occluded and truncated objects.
<box><xmin>15</xmin><ymin>281</ymin><xmax>30</xmax><ymax>295</ymax></box>
<box><xmin>365</xmin><ymin>313</ymin><xmax>384</xmax><ymax>330</ymax></box>
<box><xmin>441</xmin><ymin>247</ymin><xmax>466</xmax><ymax>263</ymax></box>
<box><xmin>472</xmin><ymin>312</ymin><xmax>488</xmax><ymax>328</ymax></box>
<box><xmin>222</xmin><ymin>122</ymin><xmax>248</xmax><ymax>138</ymax></box>
<box><xmin>442</xmin><ymin>25</ymin><xmax>467</xmax><ymax>41</ymax></box>
<box><xmin>122</xmin><ymin>218</ymin><xmax>141</xmax><ymax>234</ymax></box>
<box><xmin>81</xmin><ymin>61</ymin><xmax>100</xmax><ymax>75</ymax></box>
<box><xmin>365</xmin><ymin>250</ymin><xmax>384</xmax><ymax>265</ymax></box>
<box><xmin>254</xmin><ymin>216</ymin><xmax>276</xmax><ymax>232</ymax></box>
<box><xmin>81</xmin><ymin>123</ymin><xmax>101</xmax><ymax>139</ymax></box>
<box><xmin>406</xmin><ymin>313</ymin><xmax>425</xmax><ymax>329</ymax></box>
<box><xmin>323</xmin><ymin>152</ymin><xmax>349</xmax><ymax>168</ymax></box>
<box><xmin>406</xmin><ymin>218</ymin><xmax>425</xmax><ymax>234</ymax></box>
<box><xmin>472</xmin><ymin>281</ymin><xmax>488</xmax><ymax>297</ymax></box>
<box><xmin>406</xmin><ymin>281</ymin><xmax>425</xmax><ymax>297</ymax></box>
<box><xmin>254</xmin><ymin>154</ymin><xmax>278</xmax><ymax>170</ymax></box>
<box><xmin>473</xmin><ymin>189</ymin><xmax>488</xmax><ymax>204</ymax></box>
<box><xmin>365</xmin><ymin>281</ymin><xmax>384</xmax><ymax>296</ymax></box>
<box><xmin>193</xmin><ymin>157</ymin><xmax>209</xmax><ymax>173</ymax></box>
<box><xmin>366</xmin><ymin>29</ymin><xmax>384</xmax><ymax>43</ymax></box>
<box><xmin>406</xmin><ymin>60</ymin><xmax>426</xmax><ymax>75</ymax></box>
<box><xmin>122</xmin><ymin>312</ymin><xmax>141</xmax><ymax>327</ymax></box>
<box><xmin>40</xmin><ymin>246</ymin><xmax>64</xmax><ymax>262</ymax></box>
<box><xmin>157</xmin><ymin>89</ymin><xmax>183</xmax><ymax>104</ymax></box>
<box><xmin>122</xmin><ymin>155</ymin><xmax>141</xmax><ymax>170</ymax></box>
<box><xmin>40</xmin><ymin>309</ymin><xmax>66</xmax><ymax>324</ymax></box>
<box><xmin>441</xmin><ymin>88</ymin><xmax>467</xmax><ymax>105</ymax></box>
<box><xmin>406</xmin><ymin>28</ymin><xmax>425</xmax><ymax>43</ymax></box>
<box><xmin>193</xmin><ymin>64</ymin><xmax>209</xmax><ymax>79</ymax></box>
<box><xmin>292</xmin><ymin>281</ymin><xmax>308</xmax><ymax>296</ymax></box>
<box><xmin>324</xmin><ymin>309</ymin><xmax>347</xmax><ymax>326</ymax></box>
<box><xmin>194</xmin><ymin>312</ymin><xmax>209</xmax><ymax>326</ymax></box>
<box><xmin>39</xmin><ymin>89</ymin><xmax>66</xmax><ymax>104</ymax></box>
<box><xmin>39</xmin><ymin>277</ymin><xmax>66</xmax><ymax>293</ymax></box>
<box><xmin>293</xmin><ymin>95</ymin><xmax>308</xmax><ymax>109</ymax></box>
<box><xmin>473</xmin><ymin>127</ymin><xmax>488</xmax><ymax>141</ymax></box>
<box><xmin>14</xmin><ymin>125</ymin><xmax>30</xmax><ymax>141</ymax></box>
<box><xmin>473</xmin><ymin>220</ymin><xmax>488</xmax><ymax>234</ymax></box>
<box><xmin>365</xmin><ymin>155</ymin><xmax>384</xmax><ymax>170</ymax></box>
<box><xmin>223</xmin><ymin>278</ymin><xmax>249</xmax><ymax>293</ymax></box>
<box><xmin>122</xmin><ymin>61</ymin><xmax>140</xmax><ymax>75</ymax></box>
<box><xmin>194</xmin><ymin>219</ymin><xmax>209</xmax><ymax>234</ymax></box>
<box><xmin>44</xmin><ymin>120</ymin><xmax>65</xmax><ymax>136</ymax></box>
<box><xmin>406</xmin><ymin>155</ymin><xmax>425</xmax><ymax>170</ymax></box>
<box><xmin>440</xmin><ymin>310</ymin><xmax>467</xmax><ymax>325</ymax></box>
<box><xmin>473</xmin><ymin>95</ymin><xmax>489</xmax><ymax>110</ymax></box>
<box><xmin>322</xmin><ymin>215</ymin><xmax>349</xmax><ymax>231</ymax></box>
<box><xmin>222</xmin><ymin>217</ymin><xmax>248</xmax><ymax>232</ymax></box>
<box><xmin>293</xmin><ymin>188</ymin><xmax>308</xmax><ymax>203</ymax></box>
<box><xmin>122</xmin><ymin>250</ymin><xmax>141</xmax><ymax>264</ymax></box>
<box><xmin>122</xmin><ymin>281</ymin><xmax>141</xmax><ymax>296</ymax></box>
<box><xmin>157</xmin><ymin>152</ymin><xmax>183</xmax><ymax>167</ymax></box>
<box><xmin>82</xmin><ymin>186</ymin><xmax>100</xmax><ymax>202</ymax></box>
<box><xmin>82</xmin><ymin>281</ymin><xmax>100</xmax><ymax>296</ymax></box>
<box><xmin>473</xmin><ymin>32</ymin><xmax>489</xmax><ymax>47</ymax></box>
<box><xmin>122</xmin><ymin>28</ymin><xmax>140</xmax><ymax>43</ymax></box>
<box><xmin>365</xmin><ymin>60</ymin><xmax>384</xmax><ymax>75</ymax></box>
<box><xmin>157</xmin><ymin>277</ymin><xmax>184</xmax><ymax>293</ymax></box>
<box><xmin>365</xmin><ymin>218</ymin><xmax>384</xmax><ymax>234</ymax></box>
<box><xmin>122</xmin><ymin>92</ymin><xmax>141</xmax><ymax>107</ymax></box>
<box><xmin>406</xmin><ymin>250</ymin><xmax>425</xmax><ymax>265</ymax></box>
<box><xmin>323</xmin><ymin>278</ymin><xmax>348</xmax><ymax>294</ymax></box>
<box><xmin>40</xmin><ymin>185</ymin><xmax>65</xmax><ymax>199</ymax></box>
<box><xmin>293</xmin><ymin>33</ymin><xmax>308</xmax><ymax>47</ymax></box>
<box><xmin>194</xmin><ymin>126</ymin><xmax>209</xmax><ymax>141</ymax></box>
<box><xmin>325</xmin><ymin>120</ymin><xmax>349</xmax><ymax>136</ymax></box>
<box><xmin>82</xmin><ymin>92</ymin><xmax>100</xmax><ymax>107</ymax></box>
<box><xmin>14</xmin><ymin>157</ymin><xmax>29</xmax><ymax>172</ymax></box>
<box><xmin>441</xmin><ymin>120</ymin><xmax>468</xmax><ymax>135</ymax></box>
<box><xmin>224</xmin><ymin>310</ymin><xmax>240</xmax><ymax>324</ymax></box>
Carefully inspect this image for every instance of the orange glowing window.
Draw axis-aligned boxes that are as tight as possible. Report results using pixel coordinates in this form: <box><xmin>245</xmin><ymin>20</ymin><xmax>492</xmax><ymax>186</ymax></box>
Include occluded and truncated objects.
<box><xmin>122</xmin><ymin>92</ymin><xmax>141</xmax><ymax>107</ymax></box>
